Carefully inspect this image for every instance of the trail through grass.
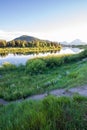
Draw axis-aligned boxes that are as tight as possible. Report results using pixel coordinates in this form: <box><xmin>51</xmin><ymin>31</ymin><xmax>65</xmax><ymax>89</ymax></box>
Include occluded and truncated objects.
<box><xmin>0</xmin><ymin>58</ymin><xmax>87</xmax><ymax>101</ymax></box>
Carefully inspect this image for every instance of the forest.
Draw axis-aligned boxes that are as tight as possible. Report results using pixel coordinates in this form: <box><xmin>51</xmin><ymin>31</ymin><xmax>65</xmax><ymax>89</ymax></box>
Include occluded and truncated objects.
<box><xmin>0</xmin><ymin>40</ymin><xmax>61</xmax><ymax>48</ymax></box>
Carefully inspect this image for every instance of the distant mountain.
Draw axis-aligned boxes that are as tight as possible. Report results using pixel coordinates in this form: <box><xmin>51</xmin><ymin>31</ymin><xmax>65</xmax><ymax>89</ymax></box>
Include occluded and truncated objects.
<box><xmin>70</xmin><ymin>39</ymin><xmax>87</xmax><ymax>45</ymax></box>
<box><xmin>61</xmin><ymin>39</ymin><xmax>87</xmax><ymax>46</ymax></box>
<box><xmin>13</xmin><ymin>35</ymin><xmax>40</xmax><ymax>42</ymax></box>
<box><xmin>60</xmin><ymin>41</ymin><xmax>68</xmax><ymax>45</ymax></box>
<box><xmin>6</xmin><ymin>35</ymin><xmax>61</xmax><ymax>48</ymax></box>
<box><xmin>13</xmin><ymin>36</ymin><xmax>87</xmax><ymax>45</ymax></box>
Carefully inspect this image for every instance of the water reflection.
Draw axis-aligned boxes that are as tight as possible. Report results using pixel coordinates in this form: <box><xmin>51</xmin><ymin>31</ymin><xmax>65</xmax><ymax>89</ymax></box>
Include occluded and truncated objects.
<box><xmin>0</xmin><ymin>53</ymin><xmax>9</xmax><ymax>57</ymax></box>
<box><xmin>0</xmin><ymin>50</ymin><xmax>58</xmax><ymax>57</ymax></box>
<box><xmin>0</xmin><ymin>47</ymin><xmax>83</xmax><ymax>66</ymax></box>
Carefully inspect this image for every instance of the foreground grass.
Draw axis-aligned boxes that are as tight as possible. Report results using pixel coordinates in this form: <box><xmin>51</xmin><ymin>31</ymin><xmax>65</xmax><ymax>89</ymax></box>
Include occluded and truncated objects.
<box><xmin>0</xmin><ymin>95</ymin><xmax>87</xmax><ymax>130</ymax></box>
<box><xmin>0</xmin><ymin>50</ymin><xmax>87</xmax><ymax>100</ymax></box>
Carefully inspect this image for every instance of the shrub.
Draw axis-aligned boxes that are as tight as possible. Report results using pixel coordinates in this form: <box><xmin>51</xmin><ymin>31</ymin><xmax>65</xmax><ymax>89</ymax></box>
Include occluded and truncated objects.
<box><xmin>45</xmin><ymin>57</ymin><xmax>65</xmax><ymax>68</ymax></box>
<box><xmin>25</xmin><ymin>49</ymin><xmax>87</xmax><ymax>74</ymax></box>
<box><xmin>2</xmin><ymin>62</ymin><xmax>16</xmax><ymax>70</ymax></box>
<box><xmin>68</xmin><ymin>72</ymin><xmax>79</xmax><ymax>79</ymax></box>
<box><xmin>79</xmin><ymin>49</ymin><xmax>87</xmax><ymax>59</ymax></box>
<box><xmin>26</xmin><ymin>58</ymin><xmax>46</xmax><ymax>74</ymax></box>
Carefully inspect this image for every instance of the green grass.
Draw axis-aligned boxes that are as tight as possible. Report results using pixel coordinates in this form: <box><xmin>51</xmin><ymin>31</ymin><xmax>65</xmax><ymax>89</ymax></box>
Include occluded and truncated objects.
<box><xmin>0</xmin><ymin>50</ymin><xmax>87</xmax><ymax>100</ymax></box>
<box><xmin>0</xmin><ymin>50</ymin><xmax>87</xmax><ymax>130</ymax></box>
<box><xmin>0</xmin><ymin>95</ymin><xmax>87</xmax><ymax>130</ymax></box>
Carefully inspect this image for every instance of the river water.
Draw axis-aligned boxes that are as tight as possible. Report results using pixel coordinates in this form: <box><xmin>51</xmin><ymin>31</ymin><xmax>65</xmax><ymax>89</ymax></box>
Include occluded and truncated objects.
<box><xmin>0</xmin><ymin>47</ymin><xmax>83</xmax><ymax>66</ymax></box>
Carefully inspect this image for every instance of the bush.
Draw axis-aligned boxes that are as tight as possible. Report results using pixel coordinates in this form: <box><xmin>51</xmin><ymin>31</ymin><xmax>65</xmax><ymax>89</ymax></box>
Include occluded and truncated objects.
<box><xmin>45</xmin><ymin>57</ymin><xmax>65</xmax><ymax>68</ymax></box>
<box><xmin>25</xmin><ymin>49</ymin><xmax>87</xmax><ymax>74</ymax></box>
<box><xmin>26</xmin><ymin>58</ymin><xmax>46</xmax><ymax>74</ymax></box>
<box><xmin>63</xmin><ymin>55</ymin><xmax>79</xmax><ymax>62</ymax></box>
<box><xmin>2</xmin><ymin>62</ymin><xmax>16</xmax><ymax>70</ymax></box>
<box><xmin>45</xmin><ymin>49</ymin><xmax>87</xmax><ymax>68</ymax></box>
<box><xmin>79</xmin><ymin>49</ymin><xmax>87</xmax><ymax>58</ymax></box>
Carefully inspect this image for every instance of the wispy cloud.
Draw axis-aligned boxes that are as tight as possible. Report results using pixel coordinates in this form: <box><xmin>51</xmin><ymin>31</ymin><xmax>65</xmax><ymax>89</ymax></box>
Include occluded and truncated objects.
<box><xmin>0</xmin><ymin>31</ymin><xmax>26</xmax><ymax>41</ymax></box>
<box><xmin>0</xmin><ymin>30</ymin><xmax>51</xmax><ymax>41</ymax></box>
<box><xmin>0</xmin><ymin>24</ymin><xmax>87</xmax><ymax>43</ymax></box>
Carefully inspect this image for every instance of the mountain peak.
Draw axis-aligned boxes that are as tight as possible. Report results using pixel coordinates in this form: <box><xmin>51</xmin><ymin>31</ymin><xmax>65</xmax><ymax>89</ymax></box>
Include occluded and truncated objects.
<box><xmin>61</xmin><ymin>39</ymin><xmax>87</xmax><ymax>45</ymax></box>
<box><xmin>71</xmin><ymin>39</ymin><xmax>82</xmax><ymax>43</ymax></box>
<box><xmin>13</xmin><ymin>35</ymin><xmax>39</xmax><ymax>42</ymax></box>
<box><xmin>71</xmin><ymin>39</ymin><xmax>87</xmax><ymax>45</ymax></box>
<box><xmin>21</xmin><ymin>35</ymin><xmax>29</xmax><ymax>37</ymax></box>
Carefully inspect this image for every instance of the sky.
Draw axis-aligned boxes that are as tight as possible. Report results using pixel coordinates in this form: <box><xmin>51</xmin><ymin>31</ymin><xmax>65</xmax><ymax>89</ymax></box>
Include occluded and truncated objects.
<box><xmin>0</xmin><ymin>0</ymin><xmax>87</xmax><ymax>42</ymax></box>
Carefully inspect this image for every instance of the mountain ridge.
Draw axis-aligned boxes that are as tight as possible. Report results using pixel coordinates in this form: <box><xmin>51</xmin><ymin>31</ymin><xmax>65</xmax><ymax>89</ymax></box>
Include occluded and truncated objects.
<box><xmin>13</xmin><ymin>35</ymin><xmax>40</xmax><ymax>42</ymax></box>
<box><xmin>60</xmin><ymin>39</ymin><xmax>87</xmax><ymax>45</ymax></box>
<box><xmin>13</xmin><ymin>36</ymin><xmax>87</xmax><ymax>45</ymax></box>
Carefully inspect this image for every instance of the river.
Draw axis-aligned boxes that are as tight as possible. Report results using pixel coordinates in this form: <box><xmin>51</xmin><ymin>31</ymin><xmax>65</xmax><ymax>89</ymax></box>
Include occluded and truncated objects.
<box><xmin>0</xmin><ymin>47</ymin><xmax>83</xmax><ymax>66</ymax></box>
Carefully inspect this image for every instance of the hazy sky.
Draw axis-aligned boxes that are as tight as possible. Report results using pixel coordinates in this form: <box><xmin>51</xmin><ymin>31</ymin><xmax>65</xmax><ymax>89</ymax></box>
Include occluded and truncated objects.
<box><xmin>0</xmin><ymin>0</ymin><xmax>87</xmax><ymax>42</ymax></box>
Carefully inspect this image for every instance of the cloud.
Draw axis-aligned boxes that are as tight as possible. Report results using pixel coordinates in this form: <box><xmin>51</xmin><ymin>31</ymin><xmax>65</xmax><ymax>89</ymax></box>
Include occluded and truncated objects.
<box><xmin>0</xmin><ymin>31</ymin><xmax>26</xmax><ymax>41</ymax></box>
<box><xmin>0</xmin><ymin>24</ymin><xmax>87</xmax><ymax>43</ymax></box>
<box><xmin>0</xmin><ymin>30</ymin><xmax>51</xmax><ymax>41</ymax></box>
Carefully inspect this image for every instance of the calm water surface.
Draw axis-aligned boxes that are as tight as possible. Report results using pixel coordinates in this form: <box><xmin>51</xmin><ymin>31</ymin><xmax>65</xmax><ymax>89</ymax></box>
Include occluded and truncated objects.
<box><xmin>0</xmin><ymin>47</ymin><xmax>83</xmax><ymax>66</ymax></box>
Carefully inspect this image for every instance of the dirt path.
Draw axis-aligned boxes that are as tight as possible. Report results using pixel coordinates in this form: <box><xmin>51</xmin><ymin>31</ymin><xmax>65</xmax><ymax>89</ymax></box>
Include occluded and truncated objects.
<box><xmin>0</xmin><ymin>85</ymin><xmax>87</xmax><ymax>105</ymax></box>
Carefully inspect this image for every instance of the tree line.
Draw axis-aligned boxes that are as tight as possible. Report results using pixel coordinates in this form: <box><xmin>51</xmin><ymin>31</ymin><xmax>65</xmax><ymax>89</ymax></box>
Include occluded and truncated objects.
<box><xmin>0</xmin><ymin>40</ymin><xmax>61</xmax><ymax>48</ymax></box>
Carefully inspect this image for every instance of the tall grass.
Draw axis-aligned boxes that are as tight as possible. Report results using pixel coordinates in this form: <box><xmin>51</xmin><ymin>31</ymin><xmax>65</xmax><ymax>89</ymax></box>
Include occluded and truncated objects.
<box><xmin>0</xmin><ymin>95</ymin><xmax>87</xmax><ymax>130</ymax></box>
<box><xmin>26</xmin><ymin>49</ymin><xmax>87</xmax><ymax>74</ymax></box>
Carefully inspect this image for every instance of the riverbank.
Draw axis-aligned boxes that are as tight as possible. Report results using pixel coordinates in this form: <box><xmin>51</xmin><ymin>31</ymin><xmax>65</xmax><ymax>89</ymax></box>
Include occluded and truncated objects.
<box><xmin>0</xmin><ymin>49</ymin><xmax>87</xmax><ymax>130</ymax></box>
<box><xmin>0</xmin><ymin>47</ymin><xmax>83</xmax><ymax>66</ymax></box>
<box><xmin>0</xmin><ymin>49</ymin><xmax>87</xmax><ymax>101</ymax></box>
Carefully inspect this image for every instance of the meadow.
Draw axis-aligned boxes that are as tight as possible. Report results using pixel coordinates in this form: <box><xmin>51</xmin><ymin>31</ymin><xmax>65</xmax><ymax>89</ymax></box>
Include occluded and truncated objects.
<box><xmin>0</xmin><ymin>49</ymin><xmax>87</xmax><ymax>130</ymax></box>
<box><xmin>0</xmin><ymin>49</ymin><xmax>87</xmax><ymax>101</ymax></box>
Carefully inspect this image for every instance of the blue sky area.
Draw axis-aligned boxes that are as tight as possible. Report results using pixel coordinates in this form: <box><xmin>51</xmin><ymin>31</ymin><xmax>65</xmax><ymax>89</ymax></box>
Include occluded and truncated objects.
<box><xmin>0</xmin><ymin>0</ymin><xmax>87</xmax><ymax>42</ymax></box>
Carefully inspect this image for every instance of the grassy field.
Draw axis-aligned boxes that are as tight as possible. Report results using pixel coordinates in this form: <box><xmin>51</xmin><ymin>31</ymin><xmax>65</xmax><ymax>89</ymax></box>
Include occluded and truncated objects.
<box><xmin>0</xmin><ymin>95</ymin><xmax>87</xmax><ymax>130</ymax></box>
<box><xmin>0</xmin><ymin>49</ymin><xmax>87</xmax><ymax>130</ymax></box>
<box><xmin>0</xmin><ymin>49</ymin><xmax>87</xmax><ymax>101</ymax></box>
